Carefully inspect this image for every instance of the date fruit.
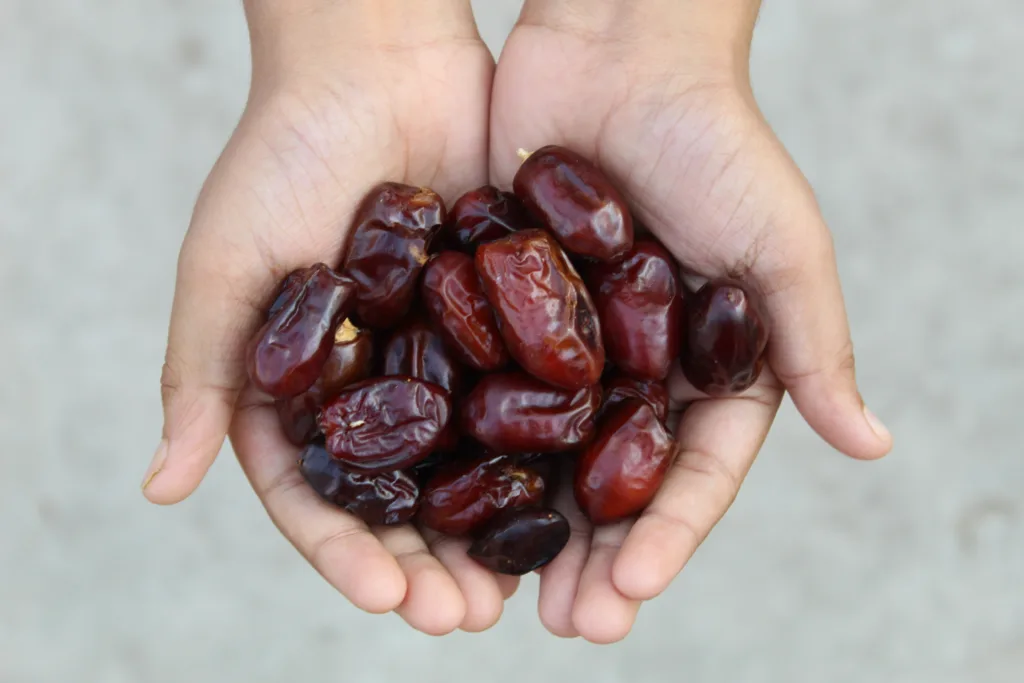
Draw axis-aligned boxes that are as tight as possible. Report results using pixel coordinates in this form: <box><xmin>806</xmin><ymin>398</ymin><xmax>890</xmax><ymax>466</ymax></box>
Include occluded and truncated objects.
<box><xmin>468</xmin><ymin>508</ymin><xmax>571</xmax><ymax>575</ymax></box>
<box><xmin>382</xmin><ymin>319</ymin><xmax>461</xmax><ymax>396</ymax></box>
<box><xmin>246</xmin><ymin>264</ymin><xmax>355</xmax><ymax>398</ymax></box>
<box><xmin>343</xmin><ymin>183</ymin><xmax>445</xmax><ymax>328</ymax></box>
<box><xmin>574</xmin><ymin>400</ymin><xmax>675</xmax><ymax>525</ymax></box>
<box><xmin>680</xmin><ymin>279</ymin><xmax>768</xmax><ymax>395</ymax></box>
<box><xmin>588</xmin><ymin>240</ymin><xmax>682</xmax><ymax>380</ymax></box>
<box><xmin>443</xmin><ymin>185</ymin><xmax>529</xmax><ymax>250</ymax></box>
<box><xmin>299</xmin><ymin>443</ymin><xmax>419</xmax><ymax>525</ymax></box>
<box><xmin>318</xmin><ymin>377</ymin><xmax>451</xmax><ymax>473</ymax></box>
<box><xmin>419</xmin><ymin>455</ymin><xmax>545</xmax><ymax>536</ymax></box>
<box><xmin>513</xmin><ymin>145</ymin><xmax>633</xmax><ymax>262</ymax></box>
<box><xmin>422</xmin><ymin>251</ymin><xmax>509</xmax><ymax>371</ymax></box>
<box><xmin>461</xmin><ymin>372</ymin><xmax>600</xmax><ymax>453</ymax></box>
<box><xmin>476</xmin><ymin>230</ymin><xmax>604</xmax><ymax>390</ymax></box>
<box><xmin>601</xmin><ymin>372</ymin><xmax>669</xmax><ymax>424</ymax></box>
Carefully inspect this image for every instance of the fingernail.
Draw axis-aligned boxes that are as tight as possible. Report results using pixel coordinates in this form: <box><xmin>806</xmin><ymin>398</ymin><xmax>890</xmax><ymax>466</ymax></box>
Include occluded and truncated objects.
<box><xmin>142</xmin><ymin>439</ymin><xmax>169</xmax><ymax>491</ymax></box>
<box><xmin>863</xmin><ymin>406</ymin><xmax>891</xmax><ymax>443</ymax></box>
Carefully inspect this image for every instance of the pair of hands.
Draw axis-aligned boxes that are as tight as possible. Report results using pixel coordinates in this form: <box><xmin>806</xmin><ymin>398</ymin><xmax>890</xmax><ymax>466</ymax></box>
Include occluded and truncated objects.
<box><xmin>141</xmin><ymin>0</ymin><xmax>892</xmax><ymax>643</ymax></box>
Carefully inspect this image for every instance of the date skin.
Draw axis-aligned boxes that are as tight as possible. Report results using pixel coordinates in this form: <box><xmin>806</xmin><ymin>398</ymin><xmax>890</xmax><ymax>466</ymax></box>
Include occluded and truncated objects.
<box><xmin>418</xmin><ymin>455</ymin><xmax>545</xmax><ymax>536</ymax></box>
<box><xmin>343</xmin><ymin>183</ymin><xmax>446</xmax><ymax>329</ymax></box>
<box><xmin>574</xmin><ymin>400</ymin><xmax>676</xmax><ymax>525</ymax></box>
<box><xmin>680</xmin><ymin>279</ymin><xmax>769</xmax><ymax>395</ymax></box>
<box><xmin>476</xmin><ymin>230</ymin><xmax>605</xmax><ymax>390</ymax></box>
<box><xmin>601</xmin><ymin>372</ymin><xmax>669</xmax><ymax>424</ymax></box>
<box><xmin>513</xmin><ymin>145</ymin><xmax>633</xmax><ymax>262</ymax></box>
<box><xmin>442</xmin><ymin>185</ymin><xmax>530</xmax><ymax>251</ymax></box>
<box><xmin>461</xmin><ymin>372</ymin><xmax>600</xmax><ymax>453</ymax></box>
<box><xmin>299</xmin><ymin>443</ymin><xmax>419</xmax><ymax>525</ymax></box>
<box><xmin>468</xmin><ymin>508</ymin><xmax>571</xmax><ymax>575</ymax></box>
<box><xmin>318</xmin><ymin>377</ymin><xmax>451</xmax><ymax>473</ymax></box>
<box><xmin>246</xmin><ymin>264</ymin><xmax>355</xmax><ymax>398</ymax></box>
<box><xmin>422</xmin><ymin>251</ymin><xmax>509</xmax><ymax>371</ymax></box>
<box><xmin>588</xmin><ymin>240</ymin><xmax>683</xmax><ymax>381</ymax></box>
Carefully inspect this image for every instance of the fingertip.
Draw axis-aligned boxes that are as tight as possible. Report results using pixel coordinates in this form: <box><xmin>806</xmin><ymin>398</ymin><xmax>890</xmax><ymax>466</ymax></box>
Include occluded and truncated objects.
<box><xmin>496</xmin><ymin>574</ymin><xmax>521</xmax><ymax>600</ymax></box>
<box><xmin>611</xmin><ymin>518</ymin><xmax>681</xmax><ymax>600</ymax></box>
<box><xmin>397</xmin><ymin>555</ymin><xmax>467</xmax><ymax>636</ymax></box>
<box><xmin>323</xmin><ymin>534</ymin><xmax>408</xmax><ymax>615</ymax></box>
<box><xmin>539</xmin><ymin>599</ymin><xmax>580</xmax><ymax>639</ymax></box>
<box><xmin>140</xmin><ymin>439</ymin><xmax>217</xmax><ymax>505</ymax></box>
<box><xmin>347</xmin><ymin>558</ymin><xmax>408</xmax><ymax>615</ymax></box>
<box><xmin>571</xmin><ymin>593</ymin><xmax>639</xmax><ymax>645</ymax></box>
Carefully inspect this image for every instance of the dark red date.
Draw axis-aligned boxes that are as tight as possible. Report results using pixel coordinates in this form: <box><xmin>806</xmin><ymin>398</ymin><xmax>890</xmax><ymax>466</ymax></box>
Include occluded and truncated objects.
<box><xmin>442</xmin><ymin>185</ymin><xmax>530</xmax><ymax>251</ymax></box>
<box><xmin>461</xmin><ymin>372</ymin><xmax>600</xmax><ymax>453</ymax></box>
<box><xmin>318</xmin><ymin>377</ymin><xmax>451</xmax><ymax>473</ymax></box>
<box><xmin>476</xmin><ymin>230</ymin><xmax>605</xmax><ymax>390</ymax></box>
<box><xmin>574</xmin><ymin>400</ymin><xmax>675</xmax><ymax>525</ymax></box>
<box><xmin>299</xmin><ymin>443</ymin><xmax>419</xmax><ymax>525</ymax></box>
<box><xmin>276</xmin><ymin>390</ymin><xmax>323</xmax><ymax>445</ymax></box>
<box><xmin>601</xmin><ymin>372</ymin><xmax>669</xmax><ymax>424</ymax></box>
<box><xmin>246</xmin><ymin>264</ymin><xmax>355</xmax><ymax>398</ymax></box>
<box><xmin>513</xmin><ymin>145</ymin><xmax>633</xmax><ymax>262</ymax></box>
<box><xmin>418</xmin><ymin>455</ymin><xmax>544</xmax><ymax>536</ymax></box>
<box><xmin>588</xmin><ymin>240</ymin><xmax>683</xmax><ymax>380</ymax></box>
<box><xmin>382</xmin><ymin>319</ymin><xmax>461</xmax><ymax>395</ymax></box>
<box><xmin>680</xmin><ymin>279</ymin><xmax>769</xmax><ymax>395</ymax></box>
<box><xmin>468</xmin><ymin>508</ymin><xmax>570</xmax><ymax>575</ymax></box>
<box><xmin>422</xmin><ymin>251</ymin><xmax>509</xmax><ymax>371</ymax></box>
<box><xmin>343</xmin><ymin>183</ymin><xmax>445</xmax><ymax>328</ymax></box>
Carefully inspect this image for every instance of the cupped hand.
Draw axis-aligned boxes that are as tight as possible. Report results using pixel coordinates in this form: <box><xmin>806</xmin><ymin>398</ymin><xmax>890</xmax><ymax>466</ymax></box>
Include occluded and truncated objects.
<box><xmin>490</xmin><ymin>0</ymin><xmax>893</xmax><ymax>643</ymax></box>
<box><xmin>141</xmin><ymin>1</ymin><xmax>516</xmax><ymax>635</ymax></box>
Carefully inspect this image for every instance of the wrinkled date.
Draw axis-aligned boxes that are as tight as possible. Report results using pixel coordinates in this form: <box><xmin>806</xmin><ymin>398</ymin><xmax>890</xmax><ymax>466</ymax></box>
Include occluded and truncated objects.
<box><xmin>299</xmin><ymin>443</ymin><xmax>419</xmax><ymax>525</ymax></box>
<box><xmin>574</xmin><ymin>400</ymin><xmax>676</xmax><ymax>525</ymax></box>
<box><xmin>318</xmin><ymin>377</ymin><xmax>451</xmax><ymax>473</ymax></box>
<box><xmin>422</xmin><ymin>251</ymin><xmax>509</xmax><ymax>371</ymax></box>
<box><xmin>601</xmin><ymin>372</ymin><xmax>669</xmax><ymax>424</ymax></box>
<box><xmin>461</xmin><ymin>372</ymin><xmax>600</xmax><ymax>453</ymax></box>
<box><xmin>468</xmin><ymin>508</ymin><xmax>571</xmax><ymax>575</ymax></box>
<box><xmin>476</xmin><ymin>230</ymin><xmax>605</xmax><ymax>390</ymax></box>
<box><xmin>246</xmin><ymin>264</ymin><xmax>355</xmax><ymax>398</ymax></box>
<box><xmin>442</xmin><ymin>185</ymin><xmax>530</xmax><ymax>251</ymax></box>
<box><xmin>343</xmin><ymin>183</ymin><xmax>445</xmax><ymax>328</ymax></box>
<box><xmin>588</xmin><ymin>240</ymin><xmax>683</xmax><ymax>381</ymax></box>
<box><xmin>681</xmin><ymin>279</ymin><xmax>769</xmax><ymax>395</ymax></box>
<box><xmin>513</xmin><ymin>145</ymin><xmax>633</xmax><ymax>262</ymax></box>
<box><xmin>419</xmin><ymin>454</ymin><xmax>545</xmax><ymax>536</ymax></box>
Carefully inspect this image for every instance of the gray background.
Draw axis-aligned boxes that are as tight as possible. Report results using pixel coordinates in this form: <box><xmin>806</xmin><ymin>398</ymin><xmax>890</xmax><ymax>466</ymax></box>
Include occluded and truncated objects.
<box><xmin>2</xmin><ymin>1</ymin><xmax>1022</xmax><ymax>681</ymax></box>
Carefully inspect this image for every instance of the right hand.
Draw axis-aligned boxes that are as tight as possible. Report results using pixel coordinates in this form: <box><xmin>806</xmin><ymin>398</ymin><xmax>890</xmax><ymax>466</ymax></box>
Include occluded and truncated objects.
<box><xmin>141</xmin><ymin>0</ymin><xmax>512</xmax><ymax>635</ymax></box>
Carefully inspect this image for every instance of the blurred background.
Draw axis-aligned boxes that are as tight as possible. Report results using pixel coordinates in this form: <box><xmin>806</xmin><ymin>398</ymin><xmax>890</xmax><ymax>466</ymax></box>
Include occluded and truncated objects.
<box><xmin>1</xmin><ymin>0</ymin><xmax>1022</xmax><ymax>681</ymax></box>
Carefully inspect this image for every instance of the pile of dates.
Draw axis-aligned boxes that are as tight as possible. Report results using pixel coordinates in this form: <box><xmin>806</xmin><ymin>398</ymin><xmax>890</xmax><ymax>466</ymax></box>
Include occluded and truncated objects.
<box><xmin>246</xmin><ymin>145</ymin><xmax>768</xmax><ymax>576</ymax></box>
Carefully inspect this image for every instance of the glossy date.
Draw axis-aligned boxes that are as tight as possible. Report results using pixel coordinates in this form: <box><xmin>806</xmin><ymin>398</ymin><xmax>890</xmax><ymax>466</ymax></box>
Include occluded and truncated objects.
<box><xmin>513</xmin><ymin>145</ymin><xmax>633</xmax><ymax>262</ymax></box>
<box><xmin>476</xmin><ymin>230</ymin><xmax>604</xmax><ymax>390</ymax></box>
<box><xmin>343</xmin><ymin>182</ymin><xmax>445</xmax><ymax>328</ymax></box>
<box><xmin>468</xmin><ymin>508</ymin><xmax>571</xmax><ymax>575</ymax></box>
<box><xmin>601</xmin><ymin>372</ymin><xmax>669</xmax><ymax>424</ymax></box>
<box><xmin>442</xmin><ymin>185</ymin><xmax>529</xmax><ymax>251</ymax></box>
<box><xmin>588</xmin><ymin>240</ymin><xmax>682</xmax><ymax>381</ymax></box>
<box><xmin>680</xmin><ymin>279</ymin><xmax>769</xmax><ymax>395</ymax></box>
<box><xmin>461</xmin><ymin>372</ymin><xmax>600</xmax><ymax>453</ymax></box>
<box><xmin>574</xmin><ymin>400</ymin><xmax>675</xmax><ymax>525</ymax></box>
<box><xmin>318</xmin><ymin>377</ymin><xmax>451</xmax><ymax>473</ymax></box>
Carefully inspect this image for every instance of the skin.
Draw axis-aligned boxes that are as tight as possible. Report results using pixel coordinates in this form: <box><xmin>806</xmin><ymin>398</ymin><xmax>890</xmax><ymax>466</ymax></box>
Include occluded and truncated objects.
<box><xmin>142</xmin><ymin>0</ymin><xmax>892</xmax><ymax>643</ymax></box>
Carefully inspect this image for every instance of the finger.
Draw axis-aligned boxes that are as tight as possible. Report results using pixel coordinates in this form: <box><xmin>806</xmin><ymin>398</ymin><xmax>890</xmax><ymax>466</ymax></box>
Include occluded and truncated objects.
<box><xmin>571</xmin><ymin>519</ymin><xmax>642</xmax><ymax>644</ymax></box>
<box><xmin>230</xmin><ymin>394</ymin><xmax>407</xmax><ymax>614</ymax></box>
<box><xmin>613</xmin><ymin>371</ymin><xmax>783</xmax><ymax>600</ymax></box>
<box><xmin>374</xmin><ymin>525</ymin><xmax>467</xmax><ymax>636</ymax></box>
<box><xmin>536</xmin><ymin>471</ymin><xmax>591</xmax><ymax>639</ymax></box>
<box><xmin>496</xmin><ymin>574</ymin><xmax>521</xmax><ymax>600</ymax></box>
<box><xmin>421</xmin><ymin>529</ymin><xmax>506</xmax><ymax>633</ymax></box>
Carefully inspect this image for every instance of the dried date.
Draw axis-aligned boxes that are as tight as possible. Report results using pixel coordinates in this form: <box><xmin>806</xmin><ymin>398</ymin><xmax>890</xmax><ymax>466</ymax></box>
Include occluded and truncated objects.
<box><xmin>468</xmin><ymin>508</ymin><xmax>570</xmax><ymax>575</ymax></box>
<box><xmin>442</xmin><ymin>185</ymin><xmax>529</xmax><ymax>251</ymax></box>
<box><xmin>600</xmin><ymin>372</ymin><xmax>669</xmax><ymax>424</ymax></box>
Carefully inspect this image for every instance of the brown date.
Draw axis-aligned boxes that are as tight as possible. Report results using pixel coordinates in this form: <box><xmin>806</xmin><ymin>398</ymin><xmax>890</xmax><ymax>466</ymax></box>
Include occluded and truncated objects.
<box><xmin>298</xmin><ymin>443</ymin><xmax>419</xmax><ymax>525</ymax></box>
<box><xmin>343</xmin><ymin>183</ymin><xmax>445</xmax><ymax>328</ymax></box>
<box><xmin>418</xmin><ymin>455</ymin><xmax>544</xmax><ymax>536</ymax></box>
<box><xmin>588</xmin><ymin>240</ymin><xmax>683</xmax><ymax>381</ymax></box>
<box><xmin>246</xmin><ymin>264</ymin><xmax>355</xmax><ymax>398</ymax></box>
<box><xmin>442</xmin><ymin>185</ymin><xmax>530</xmax><ymax>251</ymax></box>
<box><xmin>680</xmin><ymin>279</ymin><xmax>769</xmax><ymax>395</ymax></box>
<box><xmin>601</xmin><ymin>372</ymin><xmax>669</xmax><ymax>424</ymax></box>
<box><xmin>513</xmin><ymin>145</ymin><xmax>633</xmax><ymax>262</ymax></box>
<box><xmin>476</xmin><ymin>230</ymin><xmax>604</xmax><ymax>390</ymax></box>
<box><xmin>276</xmin><ymin>390</ymin><xmax>322</xmax><ymax>445</ymax></box>
<box><xmin>422</xmin><ymin>251</ymin><xmax>509</xmax><ymax>371</ymax></box>
<box><xmin>574</xmin><ymin>400</ymin><xmax>675</xmax><ymax>525</ymax></box>
<box><xmin>468</xmin><ymin>508</ymin><xmax>571</xmax><ymax>575</ymax></box>
<box><xmin>318</xmin><ymin>377</ymin><xmax>451</xmax><ymax>473</ymax></box>
<box><xmin>461</xmin><ymin>372</ymin><xmax>600</xmax><ymax>453</ymax></box>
